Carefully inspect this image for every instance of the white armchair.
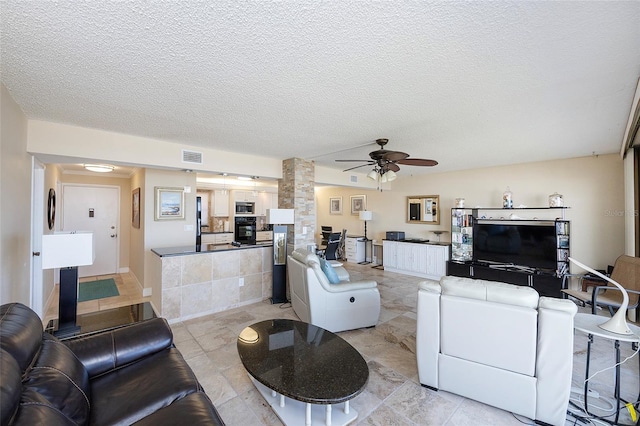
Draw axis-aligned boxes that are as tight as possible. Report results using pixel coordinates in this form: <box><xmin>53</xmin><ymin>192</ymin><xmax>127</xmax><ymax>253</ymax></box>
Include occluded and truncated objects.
<box><xmin>417</xmin><ymin>276</ymin><xmax>577</xmax><ymax>426</ymax></box>
<box><xmin>287</xmin><ymin>248</ymin><xmax>380</xmax><ymax>333</ymax></box>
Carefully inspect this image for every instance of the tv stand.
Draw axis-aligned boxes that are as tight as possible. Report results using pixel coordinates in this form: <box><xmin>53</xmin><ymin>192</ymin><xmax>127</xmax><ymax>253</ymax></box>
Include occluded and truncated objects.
<box><xmin>447</xmin><ymin>261</ymin><xmax>566</xmax><ymax>298</ymax></box>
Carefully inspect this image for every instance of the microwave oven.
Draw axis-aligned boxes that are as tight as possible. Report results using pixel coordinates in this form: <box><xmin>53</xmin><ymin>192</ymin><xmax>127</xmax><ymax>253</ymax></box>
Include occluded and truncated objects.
<box><xmin>235</xmin><ymin>201</ymin><xmax>255</xmax><ymax>215</ymax></box>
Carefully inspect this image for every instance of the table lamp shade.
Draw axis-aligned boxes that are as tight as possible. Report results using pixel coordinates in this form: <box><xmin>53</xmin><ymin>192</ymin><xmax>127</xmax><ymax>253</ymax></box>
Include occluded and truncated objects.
<box><xmin>42</xmin><ymin>232</ymin><xmax>95</xmax><ymax>269</ymax></box>
<box><xmin>267</xmin><ymin>209</ymin><xmax>295</xmax><ymax>225</ymax></box>
<box><xmin>359</xmin><ymin>211</ymin><xmax>373</xmax><ymax>221</ymax></box>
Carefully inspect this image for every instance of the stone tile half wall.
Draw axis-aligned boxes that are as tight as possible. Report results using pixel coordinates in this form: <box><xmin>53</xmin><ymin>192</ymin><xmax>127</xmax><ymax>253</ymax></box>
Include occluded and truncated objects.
<box><xmin>159</xmin><ymin>247</ymin><xmax>273</xmax><ymax>322</ymax></box>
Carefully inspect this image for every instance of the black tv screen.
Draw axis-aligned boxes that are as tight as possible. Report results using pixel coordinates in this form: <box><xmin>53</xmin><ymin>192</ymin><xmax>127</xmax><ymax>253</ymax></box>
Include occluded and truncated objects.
<box><xmin>472</xmin><ymin>221</ymin><xmax>557</xmax><ymax>271</ymax></box>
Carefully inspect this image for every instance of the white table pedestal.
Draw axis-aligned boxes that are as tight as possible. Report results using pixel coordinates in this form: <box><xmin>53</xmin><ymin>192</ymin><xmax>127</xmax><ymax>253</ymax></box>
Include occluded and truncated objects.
<box><xmin>251</xmin><ymin>377</ymin><xmax>358</xmax><ymax>426</ymax></box>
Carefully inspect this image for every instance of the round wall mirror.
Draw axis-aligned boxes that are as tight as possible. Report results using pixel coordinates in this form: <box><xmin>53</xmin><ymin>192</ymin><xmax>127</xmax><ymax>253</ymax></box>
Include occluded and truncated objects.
<box><xmin>47</xmin><ymin>188</ymin><xmax>56</xmax><ymax>230</ymax></box>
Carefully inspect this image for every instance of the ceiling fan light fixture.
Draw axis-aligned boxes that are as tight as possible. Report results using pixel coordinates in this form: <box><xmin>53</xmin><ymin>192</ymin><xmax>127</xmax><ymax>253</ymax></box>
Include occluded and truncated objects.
<box><xmin>84</xmin><ymin>164</ymin><xmax>114</xmax><ymax>173</ymax></box>
<box><xmin>367</xmin><ymin>169</ymin><xmax>379</xmax><ymax>180</ymax></box>
<box><xmin>385</xmin><ymin>170</ymin><xmax>397</xmax><ymax>182</ymax></box>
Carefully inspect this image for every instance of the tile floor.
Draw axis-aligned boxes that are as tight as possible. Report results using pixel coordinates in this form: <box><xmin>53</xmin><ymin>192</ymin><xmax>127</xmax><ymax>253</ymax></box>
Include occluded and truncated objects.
<box><xmin>47</xmin><ymin>263</ymin><xmax>640</xmax><ymax>425</ymax></box>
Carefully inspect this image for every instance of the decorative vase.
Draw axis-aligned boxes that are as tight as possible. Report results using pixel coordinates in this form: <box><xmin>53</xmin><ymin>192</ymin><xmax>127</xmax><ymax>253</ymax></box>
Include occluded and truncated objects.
<box><xmin>548</xmin><ymin>192</ymin><xmax>564</xmax><ymax>207</ymax></box>
<box><xmin>503</xmin><ymin>187</ymin><xmax>513</xmax><ymax>209</ymax></box>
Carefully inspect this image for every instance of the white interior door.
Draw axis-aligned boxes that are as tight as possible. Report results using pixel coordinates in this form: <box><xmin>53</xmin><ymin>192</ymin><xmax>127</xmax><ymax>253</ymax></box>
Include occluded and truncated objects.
<box><xmin>30</xmin><ymin>160</ymin><xmax>45</xmax><ymax>316</ymax></box>
<box><xmin>62</xmin><ymin>184</ymin><xmax>119</xmax><ymax>277</ymax></box>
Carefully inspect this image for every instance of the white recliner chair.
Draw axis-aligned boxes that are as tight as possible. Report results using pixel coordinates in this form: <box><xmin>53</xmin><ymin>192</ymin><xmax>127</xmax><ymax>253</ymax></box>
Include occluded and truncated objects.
<box><xmin>287</xmin><ymin>248</ymin><xmax>380</xmax><ymax>333</ymax></box>
<box><xmin>417</xmin><ymin>276</ymin><xmax>577</xmax><ymax>426</ymax></box>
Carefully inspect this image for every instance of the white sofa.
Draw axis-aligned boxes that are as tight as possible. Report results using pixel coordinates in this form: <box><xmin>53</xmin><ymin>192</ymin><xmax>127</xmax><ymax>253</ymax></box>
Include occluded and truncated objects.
<box><xmin>417</xmin><ymin>276</ymin><xmax>577</xmax><ymax>426</ymax></box>
<box><xmin>287</xmin><ymin>248</ymin><xmax>380</xmax><ymax>333</ymax></box>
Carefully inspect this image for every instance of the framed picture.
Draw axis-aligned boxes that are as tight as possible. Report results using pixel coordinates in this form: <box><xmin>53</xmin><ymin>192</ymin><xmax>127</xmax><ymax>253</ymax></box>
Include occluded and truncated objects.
<box><xmin>350</xmin><ymin>195</ymin><xmax>366</xmax><ymax>215</ymax></box>
<box><xmin>132</xmin><ymin>187</ymin><xmax>141</xmax><ymax>228</ymax></box>
<box><xmin>155</xmin><ymin>187</ymin><xmax>185</xmax><ymax>220</ymax></box>
<box><xmin>329</xmin><ymin>197</ymin><xmax>342</xmax><ymax>215</ymax></box>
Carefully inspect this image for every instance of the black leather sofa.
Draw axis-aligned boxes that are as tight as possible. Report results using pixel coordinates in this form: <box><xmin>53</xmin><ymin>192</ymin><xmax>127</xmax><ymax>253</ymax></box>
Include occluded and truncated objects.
<box><xmin>0</xmin><ymin>302</ymin><xmax>224</xmax><ymax>425</ymax></box>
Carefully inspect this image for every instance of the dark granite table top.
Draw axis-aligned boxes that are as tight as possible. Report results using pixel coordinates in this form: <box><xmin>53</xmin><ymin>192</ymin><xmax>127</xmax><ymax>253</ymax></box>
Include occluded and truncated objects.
<box><xmin>151</xmin><ymin>242</ymin><xmax>272</xmax><ymax>257</ymax></box>
<box><xmin>237</xmin><ymin>319</ymin><xmax>368</xmax><ymax>404</ymax></box>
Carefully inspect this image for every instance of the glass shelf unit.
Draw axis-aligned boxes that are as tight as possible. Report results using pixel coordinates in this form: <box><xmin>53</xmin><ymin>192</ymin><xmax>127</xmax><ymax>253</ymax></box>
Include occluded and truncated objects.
<box><xmin>451</xmin><ymin>208</ymin><xmax>474</xmax><ymax>262</ymax></box>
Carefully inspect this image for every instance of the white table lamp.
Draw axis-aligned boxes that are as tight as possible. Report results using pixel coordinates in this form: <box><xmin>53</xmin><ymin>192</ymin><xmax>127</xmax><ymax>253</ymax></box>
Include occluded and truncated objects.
<box><xmin>42</xmin><ymin>232</ymin><xmax>95</xmax><ymax>336</ymax></box>
<box><xmin>569</xmin><ymin>257</ymin><xmax>632</xmax><ymax>335</ymax></box>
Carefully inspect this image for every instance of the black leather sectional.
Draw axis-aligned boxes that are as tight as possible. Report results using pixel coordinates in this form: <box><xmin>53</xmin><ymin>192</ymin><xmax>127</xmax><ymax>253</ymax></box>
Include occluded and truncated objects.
<box><xmin>0</xmin><ymin>303</ymin><xmax>224</xmax><ymax>425</ymax></box>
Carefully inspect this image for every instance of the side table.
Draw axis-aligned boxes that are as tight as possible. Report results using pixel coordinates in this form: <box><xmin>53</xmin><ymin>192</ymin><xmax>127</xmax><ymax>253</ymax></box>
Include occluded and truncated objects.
<box><xmin>573</xmin><ymin>313</ymin><xmax>640</xmax><ymax>425</ymax></box>
<box><xmin>46</xmin><ymin>302</ymin><xmax>156</xmax><ymax>339</ymax></box>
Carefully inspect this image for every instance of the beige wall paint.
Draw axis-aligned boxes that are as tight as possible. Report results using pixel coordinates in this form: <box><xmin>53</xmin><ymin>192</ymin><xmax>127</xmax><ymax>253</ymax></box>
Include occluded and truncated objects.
<box><xmin>42</xmin><ymin>164</ymin><xmax>62</xmax><ymax>307</ymax></box>
<box><xmin>59</xmin><ymin>173</ymin><xmax>132</xmax><ymax>272</ymax></box>
<box><xmin>27</xmin><ymin>120</ymin><xmax>284</xmax><ymax>179</ymax></box>
<box><xmin>143</xmin><ymin>168</ymin><xmax>197</xmax><ymax>306</ymax></box>
<box><xmin>129</xmin><ymin>169</ymin><xmax>146</xmax><ymax>290</ymax></box>
<box><xmin>0</xmin><ymin>84</ymin><xmax>31</xmax><ymax>305</ymax></box>
<box><xmin>316</xmin><ymin>154</ymin><xmax>624</xmax><ymax>271</ymax></box>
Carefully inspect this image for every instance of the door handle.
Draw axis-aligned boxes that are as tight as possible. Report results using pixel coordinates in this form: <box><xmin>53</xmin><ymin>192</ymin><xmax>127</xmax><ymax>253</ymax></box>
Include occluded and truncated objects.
<box><xmin>110</xmin><ymin>234</ymin><xmax>118</xmax><ymax>238</ymax></box>
<box><xmin>33</xmin><ymin>251</ymin><xmax>41</xmax><ymax>256</ymax></box>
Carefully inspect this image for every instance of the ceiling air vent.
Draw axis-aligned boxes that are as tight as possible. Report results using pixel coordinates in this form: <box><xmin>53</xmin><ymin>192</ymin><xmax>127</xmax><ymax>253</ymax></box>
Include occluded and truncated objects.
<box><xmin>182</xmin><ymin>149</ymin><xmax>203</xmax><ymax>164</ymax></box>
<box><xmin>350</xmin><ymin>175</ymin><xmax>358</xmax><ymax>183</ymax></box>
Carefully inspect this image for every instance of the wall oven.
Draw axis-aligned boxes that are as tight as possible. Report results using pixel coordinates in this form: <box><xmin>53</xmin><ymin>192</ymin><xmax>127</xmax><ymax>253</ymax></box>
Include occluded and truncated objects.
<box><xmin>234</xmin><ymin>216</ymin><xmax>256</xmax><ymax>245</ymax></box>
<box><xmin>235</xmin><ymin>201</ymin><xmax>255</xmax><ymax>215</ymax></box>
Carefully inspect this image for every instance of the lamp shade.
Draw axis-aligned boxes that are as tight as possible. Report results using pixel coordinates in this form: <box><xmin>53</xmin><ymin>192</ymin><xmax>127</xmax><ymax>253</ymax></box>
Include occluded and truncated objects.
<box><xmin>367</xmin><ymin>169</ymin><xmax>378</xmax><ymax>180</ymax></box>
<box><xmin>42</xmin><ymin>232</ymin><xmax>95</xmax><ymax>269</ymax></box>
<box><xmin>359</xmin><ymin>210</ymin><xmax>373</xmax><ymax>221</ymax></box>
<box><xmin>267</xmin><ymin>209</ymin><xmax>295</xmax><ymax>225</ymax></box>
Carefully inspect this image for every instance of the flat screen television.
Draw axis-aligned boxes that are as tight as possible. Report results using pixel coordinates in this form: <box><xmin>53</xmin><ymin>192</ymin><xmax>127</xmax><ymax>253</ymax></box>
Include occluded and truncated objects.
<box><xmin>472</xmin><ymin>221</ymin><xmax>557</xmax><ymax>272</ymax></box>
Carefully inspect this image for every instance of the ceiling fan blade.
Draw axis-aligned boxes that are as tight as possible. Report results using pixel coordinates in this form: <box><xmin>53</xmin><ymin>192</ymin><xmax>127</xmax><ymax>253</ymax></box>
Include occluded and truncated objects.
<box><xmin>384</xmin><ymin>162</ymin><xmax>400</xmax><ymax>172</ymax></box>
<box><xmin>396</xmin><ymin>158</ymin><xmax>439</xmax><ymax>167</ymax></box>
<box><xmin>342</xmin><ymin>163</ymin><xmax>374</xmax><ymax>172</ymax></box>
<box><xmin>335</xmin><ymin>159</ymin><xmax>375</xmax><ymax>163</ymax></box>
<box><xmin>382</xmin><ymin>151</ymin><xmax>409</xmax><ymax>161</ymax></box>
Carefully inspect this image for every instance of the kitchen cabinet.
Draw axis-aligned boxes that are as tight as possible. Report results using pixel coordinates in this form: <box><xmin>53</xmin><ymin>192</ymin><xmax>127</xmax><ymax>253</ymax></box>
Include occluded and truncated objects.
<box><xmin>345</xmin><ymin>236</ymin><xmax>365</xmax><ymax>263</ymax></box>
<box><xmin>383</xmin><ymin>241</ymin><xmax>449</xmax><ymax>280</ymax></box>
<box><xmin>256</xmin><ymin>231</ymin><xmax>273</xmax><ymax>242</ymax></box>
<box><xmin>213</xmin><ymin>190</ymin><xmax>229</xmax><ymax>217</ymax></box>
<box><xmin>232</xmin><ymin>191</ymin><xmax>257</xmax><ymax>203</ymax></box>
<box><xmin>256</xmin><ymin>192</ymin><xmax>278</xmax><ymax>216</ymax></box>
<box><xmin>201</xmin><ymin>233</ymin><xmax>233</xmax><ymax>245</ymax></box>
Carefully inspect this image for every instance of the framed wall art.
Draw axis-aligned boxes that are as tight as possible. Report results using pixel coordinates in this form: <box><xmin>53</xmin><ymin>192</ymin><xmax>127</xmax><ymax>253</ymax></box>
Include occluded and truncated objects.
<box><xmin>350</xmin><ymin>195</ymin><xmax>366</xmax><ymax>215</ymax></box>
<box><xmin>329</xmin><ymin>197</ymin><xmax>342</xmax><ymax>215</ymax></box>
<box><xmin>155</xmin><ymin>187</ymin><xmax>185</xmax><ymax>220</ymax></box>
<box><xmin>132</xmin><ymin>187</ymin><xmax>141</xmax><ymax>228</ymax></box>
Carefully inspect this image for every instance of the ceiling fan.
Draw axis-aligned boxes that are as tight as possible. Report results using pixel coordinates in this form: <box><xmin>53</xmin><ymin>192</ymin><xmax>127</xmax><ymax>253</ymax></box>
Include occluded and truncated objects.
<box><xmin>336</xmin><ymin>138</ymin><xmax>438</xmax><ymax>182</ymax></box>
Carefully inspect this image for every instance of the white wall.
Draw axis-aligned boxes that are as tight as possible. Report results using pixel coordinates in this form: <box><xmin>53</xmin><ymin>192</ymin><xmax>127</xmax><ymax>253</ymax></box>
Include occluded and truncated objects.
<box><xmin>623</xmin><ymin>152</ymin><xmax>637</xmax><ymax>256</ymax></box>
<box><xmin>143</xmin><ymin>168</ymin><xmax>198</xmax><ymax>308</ymax></box>
<box><xmin>0</xmin><ymin>84</ymin><xmax>32</xmax><ymax>305</ymax></box>
<box><xmin>316</xmin><ymin>154</ymin><xmax>625</xmax><ymax>271</ymax></box>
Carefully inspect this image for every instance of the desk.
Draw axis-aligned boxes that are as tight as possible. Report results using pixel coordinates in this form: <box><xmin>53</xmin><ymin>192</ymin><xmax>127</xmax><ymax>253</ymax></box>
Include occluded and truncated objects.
<box><xmin>574</xmin><ymin>313</ymin><xmax>640</xmax><ymax>425</ymax></box>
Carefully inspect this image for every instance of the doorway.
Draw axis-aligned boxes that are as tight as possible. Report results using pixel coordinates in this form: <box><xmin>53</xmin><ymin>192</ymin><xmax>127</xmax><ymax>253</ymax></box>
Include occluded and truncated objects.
<box><xmin>30</xmin><ymin>159</ymin><xmax>45</xmax><ymax>317</ymax></box>
<box><xmin>62</xmin><ymin>184</ymin><xmax>120</xmax><ymax>277</ymax></box>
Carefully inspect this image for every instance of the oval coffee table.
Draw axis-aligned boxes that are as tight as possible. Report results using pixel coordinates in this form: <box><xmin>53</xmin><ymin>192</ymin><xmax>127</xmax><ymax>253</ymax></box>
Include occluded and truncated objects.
<box><xmin>237</xmin><ymin>319</ymin><xmax>368</xmax><ymax>426</ymax></box>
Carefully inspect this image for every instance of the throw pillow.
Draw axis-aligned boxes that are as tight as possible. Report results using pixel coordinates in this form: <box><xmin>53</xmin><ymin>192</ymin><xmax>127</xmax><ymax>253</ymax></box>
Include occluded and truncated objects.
<box><xmin>319</xmin><ymin>258</ymin><xmax>341</xmax><ymax>284</ymax></box>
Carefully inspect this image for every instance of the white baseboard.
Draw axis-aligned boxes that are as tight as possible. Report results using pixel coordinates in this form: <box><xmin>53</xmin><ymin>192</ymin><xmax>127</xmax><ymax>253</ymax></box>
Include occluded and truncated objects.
<box><xmin>118</xmin><ymin>267</ymin><xmax>130</xmax><ymax>273</ymax></box>
<box><xmin>143</xmin><ymin>288</ymin><xmax>152</xmax><ymax>297</ymax></box>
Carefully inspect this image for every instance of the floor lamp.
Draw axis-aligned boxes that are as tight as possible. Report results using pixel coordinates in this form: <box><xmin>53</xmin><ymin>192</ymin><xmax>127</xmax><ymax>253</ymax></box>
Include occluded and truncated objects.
<box><xmin>267</xmin><ymin>209</ymin><xmax>295</xmax><ymax>304</ymax></box>
<box><xmin>359</xmin><ymin>210</ymin><xmax>373</xmax><ymax>264</ymax></box>
<box><xmin>42</xmin><ymin>232</ymin><xmax>95</xmax><ymax>337</ymax></box>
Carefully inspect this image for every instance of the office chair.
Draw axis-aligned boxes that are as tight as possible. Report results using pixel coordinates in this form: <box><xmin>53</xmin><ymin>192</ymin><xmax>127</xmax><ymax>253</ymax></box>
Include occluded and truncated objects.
<box><xmin>320</xmin><ymin>226</ymin><xmax>332</xmax><ymax>248</ymax></box>
<box><xmin>324</xmin><ymin>232</ymin><xmax>342</xmax><ymax>261</ymax></box>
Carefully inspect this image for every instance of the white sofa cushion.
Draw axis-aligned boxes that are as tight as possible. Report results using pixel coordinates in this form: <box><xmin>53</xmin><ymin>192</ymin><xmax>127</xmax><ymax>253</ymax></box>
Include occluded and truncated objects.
<box><xmin>440</xmin><ymin>275</ymin><xmax>539</xmax><ymax>309</ymax></box>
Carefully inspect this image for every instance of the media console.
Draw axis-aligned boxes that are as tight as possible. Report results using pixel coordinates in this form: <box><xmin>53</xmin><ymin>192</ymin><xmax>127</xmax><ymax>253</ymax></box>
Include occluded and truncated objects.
<box><xmin>447</xmin><ymin>261</ymin><xmax>566</xmax><ymax>298</ymax></box>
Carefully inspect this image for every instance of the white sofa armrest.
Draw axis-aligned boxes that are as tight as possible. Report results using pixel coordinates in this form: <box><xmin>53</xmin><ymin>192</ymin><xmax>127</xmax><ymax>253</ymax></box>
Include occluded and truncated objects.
<box><xmin>417</xmin><ymin>281</ymin><xmax>441</xmax><ymax>388</ymax></box>
<box><xmin>322</xmin><ymin>280</ymin><xmax>377</xmax><ymax>293</ymax></box>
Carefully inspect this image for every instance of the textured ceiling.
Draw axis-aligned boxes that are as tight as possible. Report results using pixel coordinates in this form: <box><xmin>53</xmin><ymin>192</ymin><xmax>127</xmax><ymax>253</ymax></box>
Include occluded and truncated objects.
<box><xmin>2</xmin><ymin>1</ymin><xmax>639</xmax><ymax>175</ymax></box>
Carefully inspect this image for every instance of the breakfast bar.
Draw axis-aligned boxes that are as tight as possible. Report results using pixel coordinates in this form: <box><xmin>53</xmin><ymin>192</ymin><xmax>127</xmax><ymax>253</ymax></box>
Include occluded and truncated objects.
<box><xmin>150</xmin><ymin>243</ymin><xmax>273</xmax><ymax>323</ymax></box>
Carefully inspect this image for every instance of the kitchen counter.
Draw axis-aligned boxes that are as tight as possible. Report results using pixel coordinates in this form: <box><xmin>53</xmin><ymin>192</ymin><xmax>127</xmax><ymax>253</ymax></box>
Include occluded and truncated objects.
<box><xmin>152</xmin><ymin>242</ymin><xmax>272</xmax><ymax>257</ymax></box>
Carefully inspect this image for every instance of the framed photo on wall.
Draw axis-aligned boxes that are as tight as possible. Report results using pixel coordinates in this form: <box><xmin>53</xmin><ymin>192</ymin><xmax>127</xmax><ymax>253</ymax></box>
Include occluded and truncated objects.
<box><xmin>132</xmin><ymin>187</ymin><xmax>141</xmax><ymax>228</ymax></box>
<box><xmin>350</xmin><ymin>195</ymin><xmax>366</xmax><ymax>215</ymax></box>
<box><xmin>155</xmin><ymin>187</ymin><xmax>185</xmax><ymax>220</ymax></box>
<box><xmin>330</xmin><ymin>197</ymin><xmax>342</xmax><ymax>215</ymax></box>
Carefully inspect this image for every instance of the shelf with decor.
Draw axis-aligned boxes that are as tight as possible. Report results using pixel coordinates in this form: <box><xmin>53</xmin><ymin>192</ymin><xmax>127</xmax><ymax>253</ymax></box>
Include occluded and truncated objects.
<box><xmin>447</xmin><ymin>207</ymin><xmax>570</xmax><ymax>298</ymax></box>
